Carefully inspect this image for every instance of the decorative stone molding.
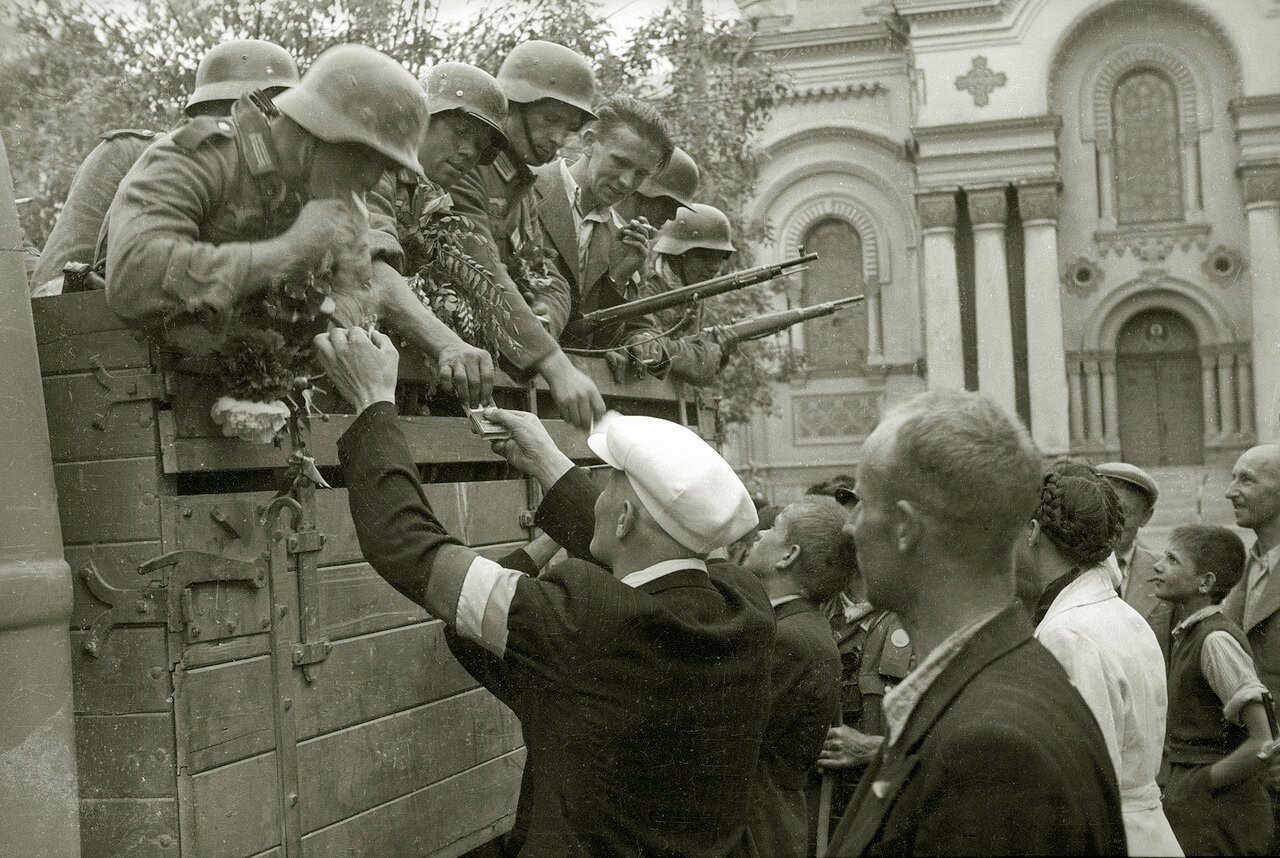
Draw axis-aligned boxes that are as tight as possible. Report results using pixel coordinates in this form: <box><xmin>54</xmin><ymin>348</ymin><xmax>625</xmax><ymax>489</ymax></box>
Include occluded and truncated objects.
<box><xmin>1016</xmin><ymin>181</ymin><xmax>1059</xmax><ymax>223</ymax></box>
<box><xmin>966</xmin><ymin>187</ymin><xmax>1008</xmax><ymax>227</ymax></box>
<box><xmin>1091</xmin><ymin>45</ymin><xmax>1203</xmax><ymax>143</ymax></box>
<box><xmin>1093</xmin><ymin>222</ymin><xmax>1211</xmax><ymax>262</ymax></box>
<box><xmin>1081</xmin><ymin>272</ymin><xmax>1236</xmax><ymax>353</ymax></box>
<box><xmin>915</xmin><ymin>190</ymin><xmax>957</xmax><ymax>231</ymax></box>
<box><xmin>1203</xmin><ymin>245</ymin><xmax>1247</xmax><ymax>286</ymax></box>
<box><xmin>783</xmin><ymin>82</ymin><xmax>889</xmax><ymax>105</ymax></box>
<box><xmin>1239</xmin><ymin>163</ymin><xmax>1280</xmax><ymax>205</ymax></box>
<box><xmin>780</xmin><ymin>198</ymin><xmax>886</xmax><ymax>287</ymax></box>
<box><xmin>887</xmin><ymin>0</ymin><xmax>1010</xmax><ymax>24</ymax></box>
<box><xmin>792</xmin><ymin>393</ymin><xmax>882</xmax><ymax>443</ymax></box>
<box><xmin>955</xmin><ymin>56</ymin><xmax>1007</xmax><ymax>108</ymax></box>
<box><xmin>1061</xmin><ymin>258</ymin><xmax>1104</xmax><ymax>297</ymax></box>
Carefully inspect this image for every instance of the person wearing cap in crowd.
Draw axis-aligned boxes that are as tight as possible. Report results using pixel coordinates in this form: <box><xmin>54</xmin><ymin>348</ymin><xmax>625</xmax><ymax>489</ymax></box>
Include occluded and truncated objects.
<box><xmin>101</xmin><ymin>44</ymin><xmax>494</xmax><ymax>407</ymax></box>
<box><xmin>605</xmin><ymin>202</ymin><xmax>738</xmax><ymax>386</ymax></box>
<box><xmin>1098</xmin><ymin>462</ymin><xmax>1178</xmax><ymax>660</ymax></box>
<box><xmin>828</xmin><ymin>390</ymin><xmax>1125</xmax><ymax>856</ymax></box>
<box><xmin>736</xmin><ymin>495</ymin><xmax>847</xmax><ymax>858</ymax></box>
<box><xmin>315</xmin><ymin>323</ymin><xmax>774</xmax><ymax>855</ymax></box>
<box><xmin>529</xmin><ymin>94</ymin><xmax>673</xmax><ymax>349</ymax></box>
<box><xmin>30</xmin><ymin>39</ymin><xmax>300</xmax><ymax>297</ymax></box>
<box><xmin>448</xmin><ymin>40</ymin><xmax>606</xmax><ymax>429</ymax></box>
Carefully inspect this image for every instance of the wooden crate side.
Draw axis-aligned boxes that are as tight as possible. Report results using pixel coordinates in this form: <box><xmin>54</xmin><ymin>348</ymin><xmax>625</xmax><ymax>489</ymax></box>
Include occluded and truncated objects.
<box><xmin>37</xmin><ymin>328</ymin><xmax>152</xmax><ymax>376</ymax></box>
<box><xmin>79</xmin><ymin>797</ymin><xmax>179</xmax><ymax>858</ymax></box>
<box><xmin>75</xmin><ymin>713</ymin><xmax>176</xmax><ymax>799</ymax></box>
<box><xmin>72</xmin><ymin>626</ymin><xmax>171</xmax><ymax>715</ymax></box>
<box><xmin>295</xmin><ymin>688</ymin><xmax>522</xmax><ymax>833</ymax></box>
<box><xmin>188</xmin><ymin>751</ymin><xmax>281</xmax><ymax>858</ymax></box>
<box><xmin>178</xmin><ymin>655</ymin><xmax>274</xmax><ymax>775</ymax></box>
<box><xmin>311</xmin><ymin>562</ymin><xmax>426</xmax><ymax>640</ymax></box>
<box><xmin>299</xmin><ymin>750</ymin><xmax>524</xmax><ymax>858</ymax></box>
<box><xmin>55</xmin><ymin>458</ymin><xmax>163</xmax><ymax>544</ymax></box>
<box><xmin>44</xmin><ymin>371</ymin><xmax>160</xmax><ymax>462</ymax></box>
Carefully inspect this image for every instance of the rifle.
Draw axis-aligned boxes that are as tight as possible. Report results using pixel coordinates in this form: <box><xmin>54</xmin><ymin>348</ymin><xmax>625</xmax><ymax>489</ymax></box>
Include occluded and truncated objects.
<box><xmin>577</xmin><ymin>252</ymin><xmax>817</xmax><ymax>330</ymax></box>
<box><xmin>708</xmin><ymin>294</ymin><xmax>865</xmax><ymax>346</ymax></box>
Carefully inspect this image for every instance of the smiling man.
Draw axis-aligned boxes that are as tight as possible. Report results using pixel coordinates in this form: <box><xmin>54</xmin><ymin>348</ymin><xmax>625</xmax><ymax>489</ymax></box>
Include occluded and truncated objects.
<box><xmin>1222</xmin><ymin>445</ymin><xmax>1280</xmax><ymax>700</ymax></box>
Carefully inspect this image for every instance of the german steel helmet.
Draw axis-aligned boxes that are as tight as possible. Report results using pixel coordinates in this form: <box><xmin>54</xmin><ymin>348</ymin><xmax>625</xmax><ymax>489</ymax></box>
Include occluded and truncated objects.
<box><xmin>186</xmin><ymin>39</ymin><xmax>300</xmax><ymax>112</ymax></box>
<box><xmin>638</xmin><ymin>146</ymin><xmax>698</xmax><ymax>209</ymax></box>
<box><xmin>423</xmin><ymin>62</ymin><xmax>510</xmax><ymax>159</ymax></box>
<box><xmin>274</xmin><ymin>44</ymin><xmax>428</xmax><ymax>175</ymax></box>
<box><xmin>496</xmin><ymin>40</ymin><xmax>597</xmax><ymax>118</ymax></box>
<box><xmin>653</xmin><ymin>203</ymin><xmax>736</xmax><ymax>256</ymax></box>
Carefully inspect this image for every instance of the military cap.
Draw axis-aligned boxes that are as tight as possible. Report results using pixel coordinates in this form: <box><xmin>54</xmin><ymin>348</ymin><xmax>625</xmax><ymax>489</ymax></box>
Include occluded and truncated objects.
<box><xmin>1096</xmin><ymin>462</ymin><xmax>1159</xmax><ymax>506</ymax></box>
<box><xmin>588</xmin><ymin>413</ymin><xmax>758</xmax><ymax>554</ymax></box>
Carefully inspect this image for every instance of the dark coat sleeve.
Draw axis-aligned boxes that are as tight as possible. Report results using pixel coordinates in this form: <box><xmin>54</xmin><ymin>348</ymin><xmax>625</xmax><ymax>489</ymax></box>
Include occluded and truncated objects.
<box><xmin>533</xmin><ymin>466</ymin><xmax>602</xmax><ymax>563</ymax></box>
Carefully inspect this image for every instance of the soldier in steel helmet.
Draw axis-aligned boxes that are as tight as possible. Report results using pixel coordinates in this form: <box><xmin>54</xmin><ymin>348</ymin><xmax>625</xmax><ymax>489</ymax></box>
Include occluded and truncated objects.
<box><xmin>615</xmin><ymin>145</ymin><xmax>698</xmax><ymax>232</ymax></box>
<box><xmin>448</xmin><ymin>40</ymin><xmax>606</xmax><ymax>429</ymax></box>
<box><xmin>103</xmin><ymin>44</ymin><xmax>494</xmax><ymax>406</ymax></box>
<box><xmin>31</xmin><ymin>39</ymin><xmax>300</xmax><ymax>296</ymax></box>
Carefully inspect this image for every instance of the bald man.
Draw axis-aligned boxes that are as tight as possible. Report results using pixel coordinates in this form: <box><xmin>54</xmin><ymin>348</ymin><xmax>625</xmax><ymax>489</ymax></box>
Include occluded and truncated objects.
<box><xmin>1222</xmin><ymin>445</ymin><xmax>1280</xmax><ymax>699</ymax></box>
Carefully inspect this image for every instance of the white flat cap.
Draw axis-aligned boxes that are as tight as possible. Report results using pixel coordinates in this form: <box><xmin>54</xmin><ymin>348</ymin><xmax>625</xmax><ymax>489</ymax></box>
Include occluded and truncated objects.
<box><xmin>588</xmin><ymin>413</ymin><xmax>758</xmax><ymax>554</ymax></box>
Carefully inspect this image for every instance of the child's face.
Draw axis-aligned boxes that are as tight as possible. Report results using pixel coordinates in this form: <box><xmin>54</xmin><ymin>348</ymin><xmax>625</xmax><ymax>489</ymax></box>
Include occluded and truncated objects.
<box><xmin>1153</xmin><ymin>540</ymin><xmax>1207</xmax><ymax>603</ymax></box>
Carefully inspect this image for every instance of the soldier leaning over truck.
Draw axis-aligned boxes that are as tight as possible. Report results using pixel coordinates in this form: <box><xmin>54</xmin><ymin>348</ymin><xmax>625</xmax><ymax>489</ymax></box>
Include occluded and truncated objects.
<box><xmin>101</xmin><ymin>44</ymin><xmax>495</xmax><ymax>407</ymax></box>
<box><xmin>447</xmin><ymin>40</ymin><xmax>606</xmax><ymax>429</ymax></box>
<box><xmin>32</xmin><ymin>39</ymin><xmax>301</xmax><ymax>296</ymax></box>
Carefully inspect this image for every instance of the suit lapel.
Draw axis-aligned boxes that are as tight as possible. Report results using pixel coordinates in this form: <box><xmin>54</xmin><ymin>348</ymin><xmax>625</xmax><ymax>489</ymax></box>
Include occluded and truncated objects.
<box><xmin>531</xmin><ymin>165</ymin><xmax>582</xmax><ymax>288</ymax></box>
<box><xmin>828</xmin><ymin>745</ymin><xmax>921</xmax><ymax>855</ymax></box>
<box><xmin>1244</xmin><ymin>566</ymin><xmax>1280</xmax><ymax>632</ymax></box>
<box><xmin>580</xmin><ymin>215</ymin><xmax>614</xmax><ymax>295</ymax></box>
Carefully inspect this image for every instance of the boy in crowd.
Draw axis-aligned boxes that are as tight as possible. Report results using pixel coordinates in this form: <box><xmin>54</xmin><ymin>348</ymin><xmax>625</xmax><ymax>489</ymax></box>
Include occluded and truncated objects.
<box><xmin>1156</xmin><ymin>524</ymin><xmax>1274</xmax><ymax>855</ymax></box>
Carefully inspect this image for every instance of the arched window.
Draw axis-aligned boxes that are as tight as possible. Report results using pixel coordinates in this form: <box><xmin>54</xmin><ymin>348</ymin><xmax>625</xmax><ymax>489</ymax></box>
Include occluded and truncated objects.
<box><xmin>1112</xmin><ymin>68</ymin><xmax>1184</xmax><ymax>225</ymax></box>
<box><xmin>800</xmin><ymin>218</ymin><xmax>867</xmax><ymax>375</ymax></box>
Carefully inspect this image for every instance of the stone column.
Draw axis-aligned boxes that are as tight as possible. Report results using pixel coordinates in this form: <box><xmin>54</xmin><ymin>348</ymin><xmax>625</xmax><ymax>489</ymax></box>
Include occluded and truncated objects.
<box><xmin>1084</xmin><ymin>357</ymin><xmax>1105</xmax><ymax>445</ymax></box>
<box><xmin>1243</xmin><ymin>164</ymin><xmax>1280</xmax><ymax>441</ymax></box>
<box><xmin>866</xmin><ymin>282</ymin><xmax>884</xmax><ymax>363</ymax></box>
<box><xmin>916</xmin><ymin>190</ymin><xmax>965</xmax><ymax>389</ymax></box>
<box><xmin>1067</xmin><ymin>358</ymin><xmax>1086</xmax><ymax>446</ymax></box>
<box><xmin>1201</xmin><ymin>346</ymin><xmax>1220</xmax><ymax>441</ymax></box>
<box><xmin>1181</xmin><ymin>140</ymin><xmax>1201</xmax><ymax>214</ymax></box>
<box><xmin>1017</xmin><ymin>180</ymin><xmax>1070</xmax><ymax>455</ymax></box>
<box><xmin>1101</xmin><ymin>352</ymin><xmax>1120</xmax><ymax>451</ymax></box>
<box><xmin>1217</xmin><ymin>349</ymin><xmax>1239</xmax><ymax>437</ymax></box>
<box><xmin>967</xmin><ymin>186</ymin><xmax>1017</xmax><ymax>416</ymax></box>
<box><xmin>1097</xmin><ymin>143</ymin><xmax>1117</xmax><ymax>223</ymax></box>
<box><xmin>1240</xmin><ymin>348</ymin><xmax>1256</xmax><ymax>438</ymax></box>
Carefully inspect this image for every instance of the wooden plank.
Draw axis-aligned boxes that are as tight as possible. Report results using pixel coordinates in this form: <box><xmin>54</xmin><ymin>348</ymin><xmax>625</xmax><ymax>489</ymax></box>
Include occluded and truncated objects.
<box><xmin>33</xmin><ymin>290</ymin><xmax>128</xmax><ymax>339</ymax></box>
<box><xmin>79</xmin><ymin>797</ymin><xmax>179</xmax><ymax>858</ymax></box>
<box><xmin>295</xmin><ymin>688</ymin><xmax>523</xmax><ymax>833</ymax></box>
<box><xmin>66</xmin><ymin>542</ymin><xmax>163</xmax><ymax>630</ymax></box>
<box><xmin>75</xmin><ymin>714</ymin><xmax>175</xmax><ymax>798</ymax></box>
<box><xmin>300</xmin><ymin>750</ymin><xmax>524</xmax><ymax>858</ymax></box>
<box><xmin>178</xmin><ymin>655</ymin><xmax>275</xmax><ymax>774</ymax></box>
<box><xmin>312</xmin><ymin>562</ymin><xmax>427</xmax><ymax>640</ymax></box>
<box><xmin>72</xmin><ymin>627</ymin><xmax>171</xmax><ymax>715</ymax></box>
<box><xmin>55</xmin><ymin>458</ymin><xmax>162</xmax><ymax>544</ymax></box>
<box><xmin>189</xmin><ymin>751</ymin><xmax>280</xmax><ymax>858</ymax></box>
<box><xmin>36</xmin><ymin>327</ymin><xmax>152</xmax><ymax>376</ymax></box>
<box><xmin>43</xmin><ymin>371</ymin><xmax>159</xmax><ymax>462</ymax></box>
<box><xmin>161</xmin><ymin>415</ymin><xmax>593</xmax><ymax>473</ymax></box>
<box><xmin>536</xmin><ymin>353</ymin><xmax>683</xmax><ymax>402</ymax></box>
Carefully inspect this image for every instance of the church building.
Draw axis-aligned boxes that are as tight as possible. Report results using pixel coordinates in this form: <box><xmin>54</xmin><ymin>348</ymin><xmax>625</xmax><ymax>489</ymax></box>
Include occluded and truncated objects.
<box><xmin>729</xmin><ymin>0</ymin><xmax>1280</xmax><ymax>500</ymax></box>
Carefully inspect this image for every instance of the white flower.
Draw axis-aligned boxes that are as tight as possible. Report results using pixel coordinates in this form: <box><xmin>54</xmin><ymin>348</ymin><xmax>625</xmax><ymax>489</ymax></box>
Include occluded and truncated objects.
<box><xmin>210</xmin><ymin>396</ymin><xmax>290</xmax><ymax>445</ymax></box>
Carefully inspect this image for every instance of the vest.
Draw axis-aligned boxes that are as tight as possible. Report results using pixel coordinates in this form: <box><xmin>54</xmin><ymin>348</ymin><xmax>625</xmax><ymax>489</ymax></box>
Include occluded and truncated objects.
<box><xmin>1166</xmin><ymin>610</ymin><xmax>1252</xmax><ymax>765</ymax></box>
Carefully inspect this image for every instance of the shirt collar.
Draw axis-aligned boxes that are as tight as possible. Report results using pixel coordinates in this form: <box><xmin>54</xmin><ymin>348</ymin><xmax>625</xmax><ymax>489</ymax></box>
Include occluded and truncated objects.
<box><xmin>881</xmin><ymin>608</ymin><xmax>1003</xmax><ymax>747</ymax></box>
<box><xmin>620</xmin><ymin>558</ymin><xmax>708</xmax><ymax>589</ymax></box>
<box><xmin>841</xmin><ymin>595</ymin><xmax>877</xmax><ymax>627</ymax></box>
<box><xmin>1248</xmin><ymin>541</ymin><xmax>1280</xmax><ymax>570</ymax></box>
<box><xmin>1119</xmin><ymin>541</ymin><xmax>1138</xmax><ymax>574</ymax></box>
<box><xmin>1173</xmin><ymin>602</ymin><xmax>1223</xmax><ymax>636</ymax></box>
<box><xmin>559</xmin><ymin>157</ymin><xmax>622</xmax><ymax>226</ymax></box>
<box><xmin>771</xmin><ymin>594</ymin><xmax>804</xmax><ymax>609</ymax></box>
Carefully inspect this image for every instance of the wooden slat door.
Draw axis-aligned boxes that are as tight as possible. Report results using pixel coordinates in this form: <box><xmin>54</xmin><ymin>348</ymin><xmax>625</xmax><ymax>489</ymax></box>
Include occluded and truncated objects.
<box><xmin>1117</xmin><ymin>353</ymin><xmax>1204</xmax><ymax>466</ymax></box>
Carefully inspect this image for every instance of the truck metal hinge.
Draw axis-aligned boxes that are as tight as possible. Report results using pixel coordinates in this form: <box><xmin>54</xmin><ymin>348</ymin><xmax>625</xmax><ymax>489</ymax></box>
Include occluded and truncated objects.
<box><xmin>89</xmin><ymin>358</ymin><xmax>170</xmax><ymax>431</ymax></box>
<box><xmin>288</xmin><ymin>526</ymin><xmax>330</xmax><ymax>682</ymax></box>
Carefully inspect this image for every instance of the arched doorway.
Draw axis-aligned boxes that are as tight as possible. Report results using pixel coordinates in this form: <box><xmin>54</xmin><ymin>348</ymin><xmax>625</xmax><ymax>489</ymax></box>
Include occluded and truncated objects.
<box><xmin>1116</xmin><ymin>309</ymin><xmax>1205</xmax><ymax>466</ymax></box>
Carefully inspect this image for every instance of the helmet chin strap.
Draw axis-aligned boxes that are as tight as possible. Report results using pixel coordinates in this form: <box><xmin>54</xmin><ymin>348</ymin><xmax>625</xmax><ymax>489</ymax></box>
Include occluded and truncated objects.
<box><xmin>516</xmin><ymin>102</ymin><xmax>543</xmax><ymax>165</ymax></box>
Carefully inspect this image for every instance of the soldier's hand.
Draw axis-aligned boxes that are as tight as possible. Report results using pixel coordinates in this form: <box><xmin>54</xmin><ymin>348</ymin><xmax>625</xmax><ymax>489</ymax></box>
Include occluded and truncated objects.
<box><xmin>538</xmin><ymin>351</ymin><xmax>606</xmax><ymax>431</ymax></box>
<box><xmin>484</xmin><ymin>408</ymin><xmax>573</xmax><ymax>489</ymax></box>
<box><xmin>818</xmin><ymin>725</ymin><xmax>884</xmax><ymax>770</ymax></box>
<box><xmin>283</xmin><ymin>198</ymin><xmax>368</xmax><ymax>270</ymax></box>
<box><xmin>623</xmin><ymin>335</ymin><xmax>666</xmax><ymax>369</ymax></box>
<box><xmin>437</xmin><ymin>340</ymin><xmax>494</xmax><ymax>409</ymax></box>
<box><xmin>604</xmin><ymin>349</ymin><xmax>633</xmax><ymax>385</ymax></box>
<box><xmin>530</xmin><ymin>300</ymin><xmax>554</xmax><ymax>332</ymax></box>
<box><xmin>313</xmin><ymin>327</ymin><xmax>399</xmax><ymax>413</ymax></box>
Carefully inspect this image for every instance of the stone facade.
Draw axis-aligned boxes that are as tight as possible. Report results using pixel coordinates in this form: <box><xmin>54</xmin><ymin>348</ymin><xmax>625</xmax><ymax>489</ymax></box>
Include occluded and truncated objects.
<box><xmin>730</xmin><ymin>0</ymin><xmax>1280</xmax><ymax>501</ymax></box>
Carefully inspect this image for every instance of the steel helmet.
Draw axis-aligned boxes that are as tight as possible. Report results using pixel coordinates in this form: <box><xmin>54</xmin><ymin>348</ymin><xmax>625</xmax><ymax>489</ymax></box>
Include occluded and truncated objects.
<box><xmin>423</xmin><ymin>62</ymin><xmax>510</xmax><ymax>162</ymax></box>
<box><xmin>496</xmin><ymin>40</ymin><xmax>597</xmax><ymax>119</ymax></box>
<box><xmin>653</xmin><ymin>203</ymin><xmax>736</xmax><ymax>256</ymax></box>
<box><xmin>186</xmin><ymin>39</ymin><xmax>300</xmax><ymax>113</ymax></box>
<box><xmin>638</xmin><ymin>146</ymin><xmax>698</xmax><ymax>209</ymax></box>
<box><xmin>274</xmin><ymin>44</ymin><xmax>428</xmax><ymax>175</ymax></box>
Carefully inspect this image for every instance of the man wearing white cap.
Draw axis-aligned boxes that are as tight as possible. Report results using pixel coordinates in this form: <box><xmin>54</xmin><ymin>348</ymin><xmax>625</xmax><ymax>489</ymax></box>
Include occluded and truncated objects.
<box><xmin>315</xmin><ymin>326</ymin><xmax>775</xmax><ymax>856</ymax></box>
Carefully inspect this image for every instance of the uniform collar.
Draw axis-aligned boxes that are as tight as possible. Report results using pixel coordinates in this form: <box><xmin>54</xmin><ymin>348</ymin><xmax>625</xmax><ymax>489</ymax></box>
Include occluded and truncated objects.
<box><xmin>620</xmin><ymin>558</ymin><xmax>708</xmax><ymax>589</ymax></box>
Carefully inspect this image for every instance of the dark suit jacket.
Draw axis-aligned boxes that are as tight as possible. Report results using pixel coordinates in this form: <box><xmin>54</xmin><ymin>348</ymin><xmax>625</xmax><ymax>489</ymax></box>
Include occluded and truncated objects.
<box><xmin>827</xmin><ymin>605</ymin><xmax>1127</xmax><ymax>857</ymax></box>
<box><xmin>739</xmin><ymin>598</ymin><xmax>841</xmax><ymax>858</ymax></box>
<box><xmin>1222</xmin><ymin>549</ymin><xmax>1280</xmax><ymax>700</ymax></box>
<box><xmin>338</xmin><ymin>403</ymin><xmax>776</xmax><ymax>857</ymax></box>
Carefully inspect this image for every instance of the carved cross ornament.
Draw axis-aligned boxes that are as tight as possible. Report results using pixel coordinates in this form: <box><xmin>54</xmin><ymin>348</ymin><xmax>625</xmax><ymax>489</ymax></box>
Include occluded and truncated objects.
<box><xmin>955</xmin><ymin>56</ymin><xmax>1007</xmax><ymax>107</ymax></box>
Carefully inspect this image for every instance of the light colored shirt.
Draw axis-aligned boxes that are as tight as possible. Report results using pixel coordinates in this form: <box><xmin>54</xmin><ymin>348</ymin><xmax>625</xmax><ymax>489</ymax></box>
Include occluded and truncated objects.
<box><xmin>559</xmin><ymin>158</ymin><xmax>623</xmax><ymax>278</ymax></box>
<box><xmin>881</xmin><ymin>608</ymin><xmax>1003</xmax><ymax>747</ymax></box>
<box><xmin>1173</xmin><ymin>603</ymin><xmax>1268</xmax><ymax>723</ymax></box>
<box><xmin>1036</xmin><ymin>558</ymin><xmax>1182</xmax><ymax>857</ymax></box>
<box><xmin>1244</xmin><ymin>542</ymin><xmax>1280</xmax><ymax>630</ymax></box>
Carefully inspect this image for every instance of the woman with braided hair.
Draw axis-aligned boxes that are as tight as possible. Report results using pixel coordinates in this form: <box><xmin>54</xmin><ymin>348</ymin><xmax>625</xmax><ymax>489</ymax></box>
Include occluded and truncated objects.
<box><xmin>1018</xmin><ymin>460</ymin><xmax>1184</xmax><ymax>856</ymax></box>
